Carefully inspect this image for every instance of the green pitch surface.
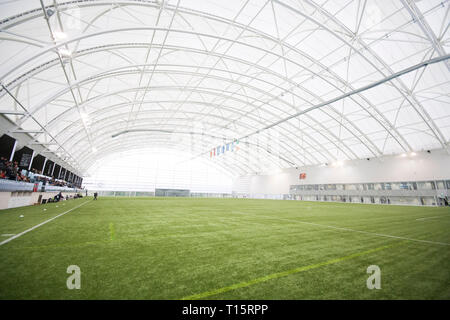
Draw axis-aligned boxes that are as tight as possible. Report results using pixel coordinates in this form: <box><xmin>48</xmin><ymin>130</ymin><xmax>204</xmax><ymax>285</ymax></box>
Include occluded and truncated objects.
<box><xmin>0</xmin><ymin>197</ymin><xmax>449</xmax><ymax>299</ymax></box>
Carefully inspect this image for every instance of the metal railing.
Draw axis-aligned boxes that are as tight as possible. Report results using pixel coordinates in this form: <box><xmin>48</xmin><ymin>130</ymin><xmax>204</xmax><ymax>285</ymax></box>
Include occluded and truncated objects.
<box><xmin>0</xmin><ymin>179</ymin><xmax>79</xmax><ymax>192</ymax></box>
<box><xmin>0</xmin><ymin>179</ymin><xmax>34</xmax><ymax>192</ymax></box>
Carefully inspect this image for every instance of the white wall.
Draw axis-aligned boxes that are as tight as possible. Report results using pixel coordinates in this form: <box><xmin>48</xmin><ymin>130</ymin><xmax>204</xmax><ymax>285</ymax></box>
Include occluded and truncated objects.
<box><xmin>0</xmin><ymin>191</ymin><xmax>79</xmax><ymax>210</ymax></box>
<box><xmin>232</xmin><ymin>149</ymin><xmax>450</xmax><ymax>195</ymax></box>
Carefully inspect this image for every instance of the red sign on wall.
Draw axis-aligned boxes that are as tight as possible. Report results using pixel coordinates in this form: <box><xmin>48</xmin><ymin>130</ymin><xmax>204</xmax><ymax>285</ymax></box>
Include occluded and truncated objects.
<box><xmin>299</xmin><ymin>173</ymin><xmax>306</xmax><ymax>180</ymax></box>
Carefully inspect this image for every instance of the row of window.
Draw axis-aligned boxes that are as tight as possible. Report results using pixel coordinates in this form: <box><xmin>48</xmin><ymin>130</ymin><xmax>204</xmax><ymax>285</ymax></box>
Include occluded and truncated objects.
<box><xmin>290</xmin><ymin>180</ymin><xmax>450</xmax><ymax>192</ymax></box>
<box><xmin>287</xmin><ymin>195</ymin><xmax>445</xmax><ymax>206</ymax></box>
<box><xmin>87</xmin><ymin>191</ymin><xmax>233</xmax><ymax>198</ymax></box>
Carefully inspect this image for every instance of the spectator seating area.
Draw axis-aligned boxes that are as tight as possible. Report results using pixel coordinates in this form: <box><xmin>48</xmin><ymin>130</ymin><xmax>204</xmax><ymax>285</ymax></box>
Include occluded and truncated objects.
<box><xmin>0</xmin><ymin>156</ymin><xmax>77</xmax><ymax>189</ymax></box>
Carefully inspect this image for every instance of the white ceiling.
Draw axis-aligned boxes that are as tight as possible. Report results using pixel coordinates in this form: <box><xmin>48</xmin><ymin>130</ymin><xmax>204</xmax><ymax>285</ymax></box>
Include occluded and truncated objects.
<box><xmin>0</xmin><ymin>0</ymin><xmax>449</xmax><ymax>176</ymax></box>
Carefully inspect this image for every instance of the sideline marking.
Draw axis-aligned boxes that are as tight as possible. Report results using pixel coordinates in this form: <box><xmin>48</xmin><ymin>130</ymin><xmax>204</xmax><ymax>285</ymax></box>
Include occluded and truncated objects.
<box><xmin>415</xmin><ymin>216</ymin><xmax>448</xmax><ymax>221</ymax></box>
<box><xmin>1</xmin><ymin>234</ymin><xmax>15</xmax><ymax>237</ymax></box>
<box><xmin>109</xmin><ymin>222</ymin><xmax>115</xmax><ymax>241</ymax></box>
<box><xmin>256</xmin><ymin>215</ymin><xmax>450</xmax><ymax>246</ymax></box>
<box><xmin>0</xmin><ymin>200</ymin><xmax>92</xmax><ymax>247</ymax></box>
<box><xmin>181</xmin><ymin>243</ymin><xmax>398</xmax><ymax>300</ymax></box>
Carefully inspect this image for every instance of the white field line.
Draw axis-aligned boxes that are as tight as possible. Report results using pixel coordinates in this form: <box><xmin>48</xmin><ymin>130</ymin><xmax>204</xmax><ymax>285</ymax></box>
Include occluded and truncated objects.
<box><xmin>257</xmin><ymin>215</ymin><xmax>450</xmax><ymax>246</ymax></box>
<box><xmin>0</xmin><ymin>200</ymin><xmax>91</xmax><ymax>247</ymax></box>
<box><xmin>1</xmin><ymin>234</ymin><xmax>15</xmax><ymax>237</ymax></box>
<box><xmin>415</xmin><ymin>216</ymin><xmax>449</xmax><ymax>221</ymax></box>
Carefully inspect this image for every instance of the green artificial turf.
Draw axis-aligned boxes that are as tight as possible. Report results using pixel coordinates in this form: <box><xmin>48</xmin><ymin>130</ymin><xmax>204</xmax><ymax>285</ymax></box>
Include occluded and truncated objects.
<box><xmin>0</xmin><ymin>197</ymin><xmax>449</xmax><ymax>299</ymax></box>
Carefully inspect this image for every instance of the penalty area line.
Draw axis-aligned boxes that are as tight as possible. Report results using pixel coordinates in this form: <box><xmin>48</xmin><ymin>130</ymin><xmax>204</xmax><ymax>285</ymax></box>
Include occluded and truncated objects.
<box><xmin>0</xmin><ymin>200</ymin><xmax>92</xmax><ymax>247</ymax></box>
<box><xmin>257</xmin><ymin>215</ymin><xmax>450</xmax><ymax>247</ymax></box>
<box><xmin>181</xmin><ymin>242</ymin><xmax>400</xmax><ymax>300</ymax></box>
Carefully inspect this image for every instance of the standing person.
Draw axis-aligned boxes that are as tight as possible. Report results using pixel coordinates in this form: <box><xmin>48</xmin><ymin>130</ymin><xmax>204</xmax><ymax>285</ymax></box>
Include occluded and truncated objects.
<box><xmin>94</xmin><ymin>192</ymin><xmax>98</xmax><ymax>200</ymax></box>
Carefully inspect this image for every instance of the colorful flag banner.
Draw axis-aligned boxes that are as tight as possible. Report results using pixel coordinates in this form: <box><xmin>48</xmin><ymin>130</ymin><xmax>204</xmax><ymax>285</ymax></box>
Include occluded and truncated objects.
<box><xmin>210</xmin><ymin>140</ymin><xmax>240</xmax><ymax>158</ymax></box>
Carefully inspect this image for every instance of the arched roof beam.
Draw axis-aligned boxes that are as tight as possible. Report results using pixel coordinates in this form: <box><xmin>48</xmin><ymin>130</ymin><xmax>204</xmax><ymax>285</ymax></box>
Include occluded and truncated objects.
<box><xmin>76</xmin><ymin>134</ymin><xmax>269</xmax><ymax>176</ymax></box>
<box><xmin>52</xmin><ymin>101</ymin><xmax>323</xmax><ymax>167</ymax></box>
<box><xmin>297</xmin><ymin>0</ymin><xmax>446</xmax><ymax>148</ymax></box>
<box><xmin>0</xmin><ymin>25</ymin><xmax>409</xmax><ymax>156</ymax></box>
<box><xmin>79</xmin><ymin>140</ymin><xmax>248</xmax><ymax>177</ymax></box>
<box><xmin>18</xmin><ymin>70</ymin><xmax>342</xmax><ymax>165</ymax></box>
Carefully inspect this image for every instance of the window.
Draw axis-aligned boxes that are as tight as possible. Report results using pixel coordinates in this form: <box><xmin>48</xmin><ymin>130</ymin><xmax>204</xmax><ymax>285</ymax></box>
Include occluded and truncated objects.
<box><xmin>84</xmin><ymin>149</ymin><xmax>232</xmax><ymax>193</ymax></box>
<box><xmin>436</xmin><ymin>181</ymin><xmax>445</xmax><ymax>189</ymax></box>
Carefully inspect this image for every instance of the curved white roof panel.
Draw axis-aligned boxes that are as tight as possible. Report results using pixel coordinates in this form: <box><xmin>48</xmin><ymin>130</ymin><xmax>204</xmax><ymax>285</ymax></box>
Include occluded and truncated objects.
<box><xmin>0</xmin><ymin>0</ymin><xmax>449</xmax><ymax>176</ymax></box>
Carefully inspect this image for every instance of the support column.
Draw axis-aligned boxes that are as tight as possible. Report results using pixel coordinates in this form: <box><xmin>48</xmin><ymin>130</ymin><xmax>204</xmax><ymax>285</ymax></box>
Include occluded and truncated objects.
<box><xmin>9</xmin><ymin>140</ymin><xmax>17</xmax><ymax>162</ymax></box>
<box><xmin>41</xmin><ymin>158</ymin><xmax>47</xmax><ymax>175</ymax></box>
<box><xmin>28</xmin><ymin>151</ymin><xmax>35</xmax><ymax>170</ymax></box>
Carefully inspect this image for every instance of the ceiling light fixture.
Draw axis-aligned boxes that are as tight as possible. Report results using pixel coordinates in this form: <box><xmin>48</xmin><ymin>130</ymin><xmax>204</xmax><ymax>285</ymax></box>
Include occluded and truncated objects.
<box><xmin>332</xmin><ymin>160</ymin><xmax>344</xmax><ymax>167</ymax></box>
<box><xmin>53</xmin><ymin>31</ymin><xmax>67</xmax><ymax>40</ymax></box>
<box><xmin>58</xmin><ymin>48</ymin><xmax>72</xmax><ymax>57</ymax></box>
<box><xmin>80</xmin><ymin>112</ymin><xmax>89</xmax><ymax>120</ymax></box>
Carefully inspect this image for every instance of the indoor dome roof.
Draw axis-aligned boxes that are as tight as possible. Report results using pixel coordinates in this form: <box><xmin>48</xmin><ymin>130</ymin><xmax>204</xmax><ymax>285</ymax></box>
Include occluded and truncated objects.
<box><xmin>0</xmin><ymin>0</ymin><xmax>449</xmax><ymax>176</ymax></box>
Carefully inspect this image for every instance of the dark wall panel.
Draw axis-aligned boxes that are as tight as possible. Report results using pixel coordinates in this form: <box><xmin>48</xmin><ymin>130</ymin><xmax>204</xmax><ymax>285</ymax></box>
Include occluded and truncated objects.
<box><xmin>13</xmin><ymin>146</ymin><xmax>34</xmax><ymax>169</ymax></box>
<box><xmin>54</xmin><ymin>164</ymin><xmax>61</xmax><ymax>178</ymax></box>
<box><xmin>31</xmin><ymin>154</ymin><xmax>45</xmax><ymax>172</ymax></box>
<box><xmin>44</xmin><ymin>160</ymin><xmax>54</xmax><ymax>176</ymax></box>
<box><xmin>59</xmin><ymin>168</ymin><xmax>66</xmax><ymax>180</ymax></box>
<box><xmin>0</xmin><ymin>134</ymin><xmax>16</xmax><ymax>160</ymax></box>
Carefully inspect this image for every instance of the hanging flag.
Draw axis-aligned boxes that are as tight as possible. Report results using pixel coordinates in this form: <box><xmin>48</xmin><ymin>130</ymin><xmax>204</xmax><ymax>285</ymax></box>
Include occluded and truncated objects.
<box><xmin>210</xmin><ymin>139</ymin><xmax>241</xmax><ymax>159</ymax></box>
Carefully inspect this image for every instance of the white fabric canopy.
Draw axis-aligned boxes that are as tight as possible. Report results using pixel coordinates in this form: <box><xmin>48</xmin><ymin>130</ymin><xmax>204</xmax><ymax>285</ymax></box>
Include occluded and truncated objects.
<box><xmin>0</xmin><ymin>0</ymin><xmax>449</xmax><ymax>176</ymax></box>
